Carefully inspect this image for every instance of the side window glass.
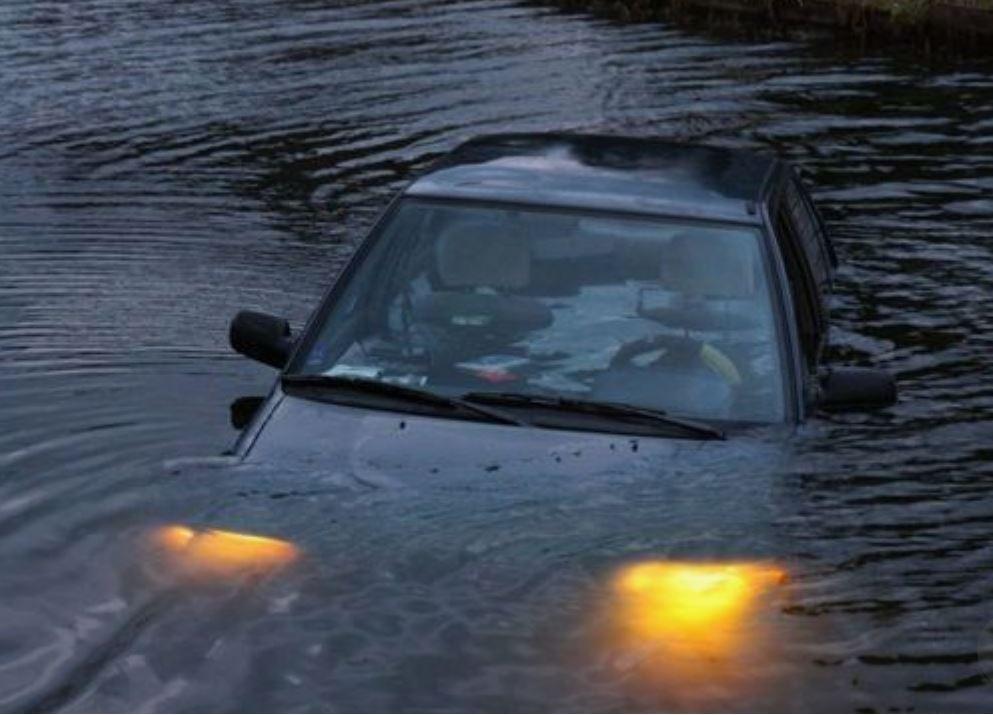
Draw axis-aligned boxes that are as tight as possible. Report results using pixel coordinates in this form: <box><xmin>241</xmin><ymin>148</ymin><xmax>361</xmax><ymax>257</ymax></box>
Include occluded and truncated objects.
<box><xmin>775</xmin><ymin>207</ymin><xmax>824</xmax><ymax>368</ymax></box>
<box><xmin>794</xmin><ymin>177</ymin><xmax>837</xmax><ymax>269</ymax></box>
<box><xmin>785</xmin><ymin>179</ymin><xmax>832</xmax><ymax>293</ymax></box>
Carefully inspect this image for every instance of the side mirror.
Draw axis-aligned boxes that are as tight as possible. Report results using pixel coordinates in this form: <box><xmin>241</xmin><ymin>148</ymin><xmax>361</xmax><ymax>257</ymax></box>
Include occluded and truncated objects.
<box><xmin>817</xmin><ymin>367</ymin><xmax>897</xmax><ymax>412</ymax></box>
<box><xmin>229</xmin><ymin>311</ymin><xmax>293</xmax><ymax>369</ymax></box>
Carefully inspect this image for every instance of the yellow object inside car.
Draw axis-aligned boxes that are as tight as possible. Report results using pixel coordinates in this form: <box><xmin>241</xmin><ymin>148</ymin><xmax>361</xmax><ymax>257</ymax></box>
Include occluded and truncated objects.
<box><xmin>699</xmin><ymin>342</ymin><xmax>742</xmax><ymax>385</ymax></box>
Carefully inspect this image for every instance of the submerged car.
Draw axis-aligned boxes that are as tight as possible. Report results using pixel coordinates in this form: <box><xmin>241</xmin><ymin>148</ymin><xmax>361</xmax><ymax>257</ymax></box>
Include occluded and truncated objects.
<box><xmin>228</xmin><ymin>133</ymin><xmax>895</xmax><ymax>457</ymax></box>
<box><xmin>147</xmin><ymin>134</ymin><xmax>899</xmax><ymax>706</ymax></box>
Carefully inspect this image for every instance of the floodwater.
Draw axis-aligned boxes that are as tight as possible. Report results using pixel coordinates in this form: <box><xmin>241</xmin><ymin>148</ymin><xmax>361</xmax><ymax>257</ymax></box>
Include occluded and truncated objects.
<box><xmin>2</xmin><ymin>0</ymin><xmax>993</xmax><ymax>711</ymax></box>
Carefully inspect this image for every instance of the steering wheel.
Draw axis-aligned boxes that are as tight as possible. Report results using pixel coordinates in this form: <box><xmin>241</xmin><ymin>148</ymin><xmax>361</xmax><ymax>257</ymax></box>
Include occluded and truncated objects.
<box><xmin>609</xmin><ymin>333</ymin><xmax>742</xmax><ymax>386</ymax></box>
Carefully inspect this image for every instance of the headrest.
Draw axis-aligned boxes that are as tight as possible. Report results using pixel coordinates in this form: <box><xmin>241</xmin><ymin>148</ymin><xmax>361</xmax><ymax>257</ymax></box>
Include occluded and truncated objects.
<box><xmin>528</xmin><ymin>215</ymin><xmax>618</xmax><ymax>260</ymax></box>
<box><xmin>659</xmin><ymin>232</ymin><xmax>756</xmax><ymax>299</ymax></box>
<box><xmin>435</xmin><ymin>219</ymin><xmax>530</xmax><ymax>290</ymax></box>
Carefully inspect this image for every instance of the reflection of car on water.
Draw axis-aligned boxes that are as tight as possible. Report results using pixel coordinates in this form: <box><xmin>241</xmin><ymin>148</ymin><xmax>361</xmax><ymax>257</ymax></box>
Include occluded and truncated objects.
<box><xmin>229</xmin><ymin>132</ymin><xmax>895</xmax><ymax>452</ymax></box>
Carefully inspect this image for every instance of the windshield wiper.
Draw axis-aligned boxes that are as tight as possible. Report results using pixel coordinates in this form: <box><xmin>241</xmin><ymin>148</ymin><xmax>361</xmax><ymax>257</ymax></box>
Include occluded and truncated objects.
<box><xmin>461</xmin><ymin>391</ymin><xmax>725</xmax><ymax>440</ymax></box>
<box><xmin>281</xmin><ymin>374</ymin><xmax>527</xmax><ymax>427</ymax></box>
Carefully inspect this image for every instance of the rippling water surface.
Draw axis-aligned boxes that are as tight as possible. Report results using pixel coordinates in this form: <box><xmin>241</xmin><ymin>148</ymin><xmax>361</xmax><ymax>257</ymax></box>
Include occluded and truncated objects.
<box><xmin>3</xmin><ymin>1</ymin><xmax>993</xmax><ymax>711</ymax></box>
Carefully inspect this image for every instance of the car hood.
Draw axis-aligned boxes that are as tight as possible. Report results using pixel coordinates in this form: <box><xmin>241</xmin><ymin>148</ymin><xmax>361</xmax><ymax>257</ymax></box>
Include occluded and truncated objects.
<box><xmin>228</xmin><ymin>394</ymin><xmax>794</xmax><ymax>558</ymax></box>
<box><xmin>134</xmin><ymin>394</ymin><xmax>806</xmax><ymax>711</ymax></box>
<box><xmin>243</xmin><ymin>393</ymin><xmax>777</xmax><ymax>484</ymax></box>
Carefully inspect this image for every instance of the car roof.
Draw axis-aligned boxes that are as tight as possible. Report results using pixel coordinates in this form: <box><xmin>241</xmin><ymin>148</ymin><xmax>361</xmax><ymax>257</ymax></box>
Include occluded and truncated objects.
<box><xmin>405</xmin><ymin>133</ymin><xmax>780</xmax><ymax>225</ymax></box>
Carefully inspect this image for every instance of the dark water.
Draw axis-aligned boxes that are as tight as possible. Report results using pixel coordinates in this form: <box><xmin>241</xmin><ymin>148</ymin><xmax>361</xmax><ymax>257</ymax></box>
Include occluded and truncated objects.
<box><xmin>3</xmin><ymin>0</ymin><xmax>993</xmax><ymax>711</ymax></box>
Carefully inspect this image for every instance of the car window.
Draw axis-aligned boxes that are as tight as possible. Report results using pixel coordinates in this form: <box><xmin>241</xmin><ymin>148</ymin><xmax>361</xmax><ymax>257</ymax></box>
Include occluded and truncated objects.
<box><xmin>775</xmin><ymin>206</ymin><xmax>826</xmax><ymax>369</ymax></box>
<box><xmin>295</xmin><ymin>199</ymin><xmax>787</xmax><ymax>423</ymax></box>
<box><xmin>784</xmin><ymin>178</ymin><xmax>832</xmax><ymax>293</ymax></box>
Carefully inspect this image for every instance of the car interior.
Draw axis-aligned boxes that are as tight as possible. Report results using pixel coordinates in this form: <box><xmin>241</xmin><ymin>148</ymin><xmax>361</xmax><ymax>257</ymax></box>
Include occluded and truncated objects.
<box><xmin>304</xmin><ymin>201</ymin><xmax>785</xmax><ymax>422</ymax></box>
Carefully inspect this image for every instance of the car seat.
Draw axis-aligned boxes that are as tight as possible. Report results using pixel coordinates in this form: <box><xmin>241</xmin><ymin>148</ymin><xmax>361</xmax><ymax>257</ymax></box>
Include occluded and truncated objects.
<box><xmin>412</xmin><ymin>218</ymin><xmax>553</xmax><ymax>360</ymax></box>
<box><xmin>640</xmin><ymin>230</ymin><xmax>761</xmax><ymax>332</ymax></box>
<box><xmin>592</xmin><ymin>230</ymin><xmax>757</xmax><ymax>417</ymax></box>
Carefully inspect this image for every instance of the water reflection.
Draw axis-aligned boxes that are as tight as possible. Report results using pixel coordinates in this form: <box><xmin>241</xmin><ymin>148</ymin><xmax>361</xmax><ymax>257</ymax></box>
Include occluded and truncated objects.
<box><xmin>229</xmin><ymin>395</ymin><xmax>265</xmax><ymax>430</ymax></box>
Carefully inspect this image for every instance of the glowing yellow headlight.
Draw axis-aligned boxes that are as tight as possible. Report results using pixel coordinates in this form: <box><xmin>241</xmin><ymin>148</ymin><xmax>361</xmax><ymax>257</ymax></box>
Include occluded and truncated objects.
<box><xmin>601</xmin><ymin>559</ymin><xmax>789</xmax><ymax>701</ymax></box>
<box><xmin>151</xmin><ymin>525</ymin><xmax>299</xmax><ymax>577</ymax></box>
<box><xmin>613</xmin><ymin>560</ymin><xmax>786</xmax><ymax>640</ymax></box>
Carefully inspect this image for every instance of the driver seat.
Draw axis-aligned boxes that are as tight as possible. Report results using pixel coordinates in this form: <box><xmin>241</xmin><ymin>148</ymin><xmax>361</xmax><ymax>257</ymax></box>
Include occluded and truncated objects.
<box><xmin>639</xmin><ymin>231</ymin><xmax>760</xmax><ymax>332</ymax></box>
<box><xmin>591</xmin><ymin>232</ymin><xmax>755</xmax><ymax>417</ymax></box>
<box><xmin>659</xmin><ymin>231</ymin><xmax>756</xmax><ymax>302</ymax></box>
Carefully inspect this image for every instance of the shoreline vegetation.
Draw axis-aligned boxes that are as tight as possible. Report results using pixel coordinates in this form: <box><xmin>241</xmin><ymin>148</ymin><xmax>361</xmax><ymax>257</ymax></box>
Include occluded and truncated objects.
<box><xmin>543</xmin><ymin>0</ymin><xmax>993</xmax><ymax>51</ymax></box>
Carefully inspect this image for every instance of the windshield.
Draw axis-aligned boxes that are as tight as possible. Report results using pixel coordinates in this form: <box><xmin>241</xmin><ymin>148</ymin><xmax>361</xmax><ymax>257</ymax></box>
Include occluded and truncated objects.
<box><xmin>292</xmin><ymin>199</ymin><xmax>787</xmax><ymax>423</ymax></box>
